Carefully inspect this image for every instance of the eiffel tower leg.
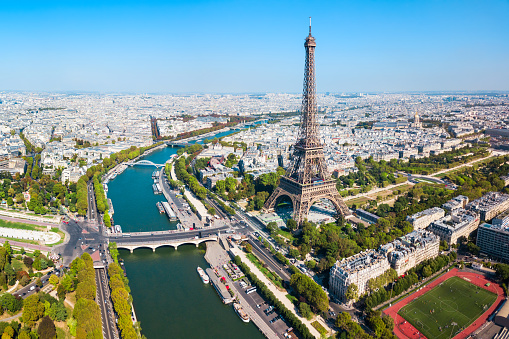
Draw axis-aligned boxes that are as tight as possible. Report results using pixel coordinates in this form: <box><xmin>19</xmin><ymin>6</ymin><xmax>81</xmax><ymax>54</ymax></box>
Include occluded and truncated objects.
<box><xmin>264</xmin><ymin>187</ymin><xmax>291</xmax><ymax>212</ymax></box>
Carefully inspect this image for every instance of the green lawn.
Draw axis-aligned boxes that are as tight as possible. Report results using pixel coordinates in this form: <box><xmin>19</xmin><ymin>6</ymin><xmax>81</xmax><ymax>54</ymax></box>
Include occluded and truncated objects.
<box><xmin>0</xmin><ymin>219</ymin><xmax>40</xmax><ymax>231</ymax></box>
<box><xmin>398</xmin><ymin>277</ymin><xmax>497</xmax><ymax>339</ymax></box>
<box><xmin>246</xmin><ymin>253</ymin><xmax>284</xmax><ymax>289</ymax></box>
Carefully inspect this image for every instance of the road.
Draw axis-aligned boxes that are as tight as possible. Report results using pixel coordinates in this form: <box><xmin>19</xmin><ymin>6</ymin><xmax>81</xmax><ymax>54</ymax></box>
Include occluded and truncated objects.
<box><xmin>111</xmin><ymin>226</ymin><xmax>230</xmax><ymax>245</ymax></box>
<box><xmin>14</xmin><ymin>270</ymin><xmax>55</xmax><ymax>299</ymax></box>
<box><xmin>96</xmin><ymin>268</ymin><xmax>118</xmax><ymax>339</ymax></box>
<box><xmin>87</xmin><ymin>181</ymin><xmax>98</xmax><ymax>222</ymax></box>
<box><xmin>248</xmin><ymin>234</ymin><xmax>291</xmax><ymax>283</ymax></box>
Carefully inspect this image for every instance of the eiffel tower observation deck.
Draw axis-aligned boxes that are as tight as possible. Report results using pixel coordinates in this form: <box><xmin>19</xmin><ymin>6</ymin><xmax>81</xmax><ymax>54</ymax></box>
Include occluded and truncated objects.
<box><xmin>264</xmin><ymin>19</ymin><xmax>351</xmax><ymax>225</ymax></box>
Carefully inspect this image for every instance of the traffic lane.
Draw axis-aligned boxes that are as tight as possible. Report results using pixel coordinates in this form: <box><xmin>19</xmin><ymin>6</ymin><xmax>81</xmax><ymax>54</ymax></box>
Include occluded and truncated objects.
<box><xmin>14</xmin><ymin>272</ymin><xmax>54</xmax><ymax>299</ymax></box>
<box><xmin>248</xmin><ymin>236</ymin><xmax>291</xmax><ymax>282</ymax></box>
<box><xmin>96</xmin><ymin>268</ymin><xmax>116</xmax><ymax>339</ymax></box>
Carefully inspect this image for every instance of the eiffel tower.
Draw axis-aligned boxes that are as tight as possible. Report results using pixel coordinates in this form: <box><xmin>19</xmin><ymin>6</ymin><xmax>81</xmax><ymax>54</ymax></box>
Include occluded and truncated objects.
<box><xmin>264</xmin><ymin>19</ymin><xmax>351</xmax><ymax>225</ymax></box>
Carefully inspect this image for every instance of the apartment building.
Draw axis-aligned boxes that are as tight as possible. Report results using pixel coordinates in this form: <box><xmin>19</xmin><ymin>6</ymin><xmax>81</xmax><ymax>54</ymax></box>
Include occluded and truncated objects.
<box><xmin>329</xmin><ymin>250</ymin><xmax>390</xmax><ymax>302</ymax></box>
<box><xmin>476</xmin><ymin>223</ymin><xmax>509</xmax><ymax>262</ymax></box>
<box><xmin>380</xmin><ymin>230</ymin><xmax>439</xmax><ymax>275</ymax></box>
<box><xmin>428</xmin><ymin>208</ymin><xmax>480</xmax><ymax>244</ymax></box>
<box><xmin>467</xmin><ymin>192</ymin><xmax>509</xmax><ymax>221</ymax></box>
<box><xmin>442</xmin><ymin>195</ymin><xmax>469</xmax><ymax>212</ymax></box>
<box><xmin>493</xmin><ymin>209</ymin><xmax>509</xmax><ymax>228</ymax></box>
<box><xmin>406</xmin><ymin>207</ymin><xmax>445</xmax><ymax>230</ymax></box>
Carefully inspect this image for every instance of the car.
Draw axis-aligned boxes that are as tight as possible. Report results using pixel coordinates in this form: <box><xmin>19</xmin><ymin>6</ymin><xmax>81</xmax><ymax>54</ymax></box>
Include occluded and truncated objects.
<box><xmin>29</xmin><ymin>285</ymin><xmax>35</xmax><ymax>291</ymax></box>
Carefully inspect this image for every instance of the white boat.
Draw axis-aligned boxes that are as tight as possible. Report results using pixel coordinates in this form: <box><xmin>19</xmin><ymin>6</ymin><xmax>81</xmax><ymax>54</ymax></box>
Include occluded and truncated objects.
<box><xmin>197</xmin><ymin>267</ymin><xmax>210</xmax><ymax>284</ymax></box>
<box><xmin>233</xmin><ymin>303</ymin><xmax>250</xmax><ymax>323</ymax></box>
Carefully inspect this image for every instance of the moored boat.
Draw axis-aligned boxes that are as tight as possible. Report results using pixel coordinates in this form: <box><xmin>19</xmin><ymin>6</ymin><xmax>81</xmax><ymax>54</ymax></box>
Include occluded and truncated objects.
<box><xmin>233</xmin><ymin>302</ymin><xmax>250</xmax><ymax>323</ymax></box>
<box><xmin>197</xmin><ymin>267</ymin><xmax>210</xmax><ymax>284</ymax></box>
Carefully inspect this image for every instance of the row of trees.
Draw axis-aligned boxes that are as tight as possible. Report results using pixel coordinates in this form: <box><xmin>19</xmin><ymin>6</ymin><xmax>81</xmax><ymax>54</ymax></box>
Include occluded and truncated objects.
<box><xmin>233</xmin><ymin>256</ymin><xmax>315</xmax><ymax>339</ymax></box>
<box><xmin>71</xmin><ymin>253</ymin><xmax>103</xmax><ymax>339</ymax></box>
<box><xmin>108</xmin><ymin>263</ymin><xmax>139</xmax><ymax>339</ymax></box>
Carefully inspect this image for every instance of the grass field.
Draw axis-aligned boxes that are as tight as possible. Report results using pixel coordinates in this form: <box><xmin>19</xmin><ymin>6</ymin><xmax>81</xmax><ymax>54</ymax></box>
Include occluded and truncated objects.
<box><xmin>398</xmin><ymin>277</ymin><xmax>497</xmax><ymax>339</ymax></box>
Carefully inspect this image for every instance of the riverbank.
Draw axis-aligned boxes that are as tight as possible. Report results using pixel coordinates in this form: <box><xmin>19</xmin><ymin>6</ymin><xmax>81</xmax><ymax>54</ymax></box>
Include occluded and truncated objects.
<box><xmin>204</xmin><ymin>240</ymin><xmax>281</xmax><ymax>339</ymax></box>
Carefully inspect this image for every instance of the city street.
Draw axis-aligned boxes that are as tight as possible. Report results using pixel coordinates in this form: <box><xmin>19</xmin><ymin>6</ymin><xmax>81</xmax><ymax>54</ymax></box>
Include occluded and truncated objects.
<box><xmin>96</xmin><ymin>267</ymin><xmax>119</xmax><ymax>339</ymax></box>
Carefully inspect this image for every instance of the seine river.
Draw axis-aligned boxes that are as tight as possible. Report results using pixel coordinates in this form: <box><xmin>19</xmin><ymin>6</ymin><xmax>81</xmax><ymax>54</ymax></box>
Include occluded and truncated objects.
<box><xmin>108</xmin><ymin>135</ymin><xmax>264</xmax><ymax>338</ymax></box>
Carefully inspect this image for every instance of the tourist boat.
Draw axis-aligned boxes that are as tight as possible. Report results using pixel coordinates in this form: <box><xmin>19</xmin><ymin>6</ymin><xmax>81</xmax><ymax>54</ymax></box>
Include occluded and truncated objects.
<box><xmin>156</xmin><ymin>202</ymin><xmax>165</xmax><ymax>213</ymax></box>
<box><xmin>197</xmin><ymin>267</ymin><xmax>210</xmax><ymax>284</ymax></box>
<box><xmin>233</xmin><ymin>302</ymin><xmax>250</xmax><ymax>323</ymax></box>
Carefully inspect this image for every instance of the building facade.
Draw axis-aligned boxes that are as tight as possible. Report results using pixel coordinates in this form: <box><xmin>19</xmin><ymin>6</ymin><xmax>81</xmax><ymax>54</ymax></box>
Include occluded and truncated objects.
<box><xmin>428</xmin><ymin>208</ymin><xmax>480</xmax><ymax>244</ymax></box>
<box><xmin>467</xmin><ymin>192</ymin><xmax>509</xmax><ymax>221</ymax></box>
<box><xmin>442</xmin><ymin>195</ymin><xmax>469</xmax><ymax>212</ymax></box>
<box><xmin>406</xmin><ymin>207</ymin><xmax>445</xmax><ymax>230</ymax></box>
<box><xmin>380</xmin><ymin>230</ymin><xmax>440</xmax><ymax>275</ymax></box>
<box><xmin>477</xmin><ymin>223</ymin><xmax>509</xmax><ymax>262</ymax></box>
<box><xmin>329</xmin><ymin>250</ymin><xmax>390</xmax><ymax>302</ymax></box>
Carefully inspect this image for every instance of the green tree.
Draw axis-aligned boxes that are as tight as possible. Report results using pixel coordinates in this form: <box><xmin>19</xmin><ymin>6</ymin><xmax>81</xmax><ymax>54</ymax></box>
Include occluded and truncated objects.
<box><xmin>345</xmin><ymin>283</ymin><xmax>359</xmax><ymax>302</ymax></box>
<box><xmin>49</xmin><ymin>275</ymin><xmax>59</xmax><ymax>287</ymax></box>
<box><xmin>22</xmin><ymin>294</ymin><xmax>45</xmax><ymax>327</ymax></box>
<box><xmin>298</xmin><ymin>302</ymin><xmax>313</xmax><ymax>320</ymax></box>
<box><xmin>286</xmin><ymin>218</ymin><xmax>298</xmax><ymax>231</ymax></box>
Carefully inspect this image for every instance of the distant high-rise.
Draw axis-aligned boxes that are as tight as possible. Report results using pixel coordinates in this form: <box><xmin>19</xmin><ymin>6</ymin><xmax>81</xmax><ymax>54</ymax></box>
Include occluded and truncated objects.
<box><xmin>264</xmin><ymin>19</ymin><xmax>350</xmax><ymax>224</ymax></box>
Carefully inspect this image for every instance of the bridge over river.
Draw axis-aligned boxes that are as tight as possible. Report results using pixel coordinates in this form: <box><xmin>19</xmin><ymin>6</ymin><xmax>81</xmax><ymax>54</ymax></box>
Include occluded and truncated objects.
<box><xmin>110</xmin><ymin>225</ymin><xmax>229</xmax><ymax>253</ymax></box>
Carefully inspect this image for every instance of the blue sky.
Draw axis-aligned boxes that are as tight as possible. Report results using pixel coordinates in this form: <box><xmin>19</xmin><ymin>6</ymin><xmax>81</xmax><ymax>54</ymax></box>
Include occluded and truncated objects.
<box><xmin>1</xmin><ymin>0</ymin><xmax>508</xmax><ymax>93</ymax></box>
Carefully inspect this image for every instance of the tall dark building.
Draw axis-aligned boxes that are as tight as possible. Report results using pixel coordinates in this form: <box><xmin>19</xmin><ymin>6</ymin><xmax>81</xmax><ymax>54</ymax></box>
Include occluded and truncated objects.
<box><xmin>264</xmin><ymin>20</ymin><xmax>350</xmax><ymax>224</ymax></box>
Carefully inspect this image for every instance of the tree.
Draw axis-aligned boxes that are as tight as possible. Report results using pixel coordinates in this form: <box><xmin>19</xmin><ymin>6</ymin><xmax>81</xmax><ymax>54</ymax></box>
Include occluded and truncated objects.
<box><xmin>345</xmin><ymin>283</ymin><xmax>359</xmax><ymax>302</ymax></box>
<box><xmin>299</xmin><ymin>302</ymin><xmax>313</xmax><ymax>320</ymax></box>
<box><xmin>6</xmin><ymin>198</ymin><xmax>13</xmax><ymax>206</ymax></box>
<box><xmin>244</xmin><ymin>243</ymin><xmax>252</xmax><ymax>253</ymax></box>
<box><xmin>57</xmin><ymin>284</ymin><xmax>66</xmax><ymax>301</ymax></box>
<box><xmin>22</xmin><ymin>294</ymin><xmax>45</xmax><ymax>327</ymax></box>
<box><xmin>23</xmin><ymin>256</ymin><xmax>33</xmax><ymax>269</ymax></box>
<box><xmin>109</xmin><ymin>242</ymin><xmax>119</xmax><ymax>263</ymax></box>
<box><xmin>0</xmin><ymin>294</ymin><xmax>23</xmax><ymax>314</ymax></box>
<box><xmin>37</xmin><ymin>316</ymin><xmax>56</xmax><ymax>339</ymax></box>
<box><xmin>48</xmin><ymin>302</ymin><xmax>67</xmax><ymax>322</ymax></box>
<box><xmin>286</xmin><ymin>218</ymin><xmax>298</xmax><ymax>231</ymax></box>
<box><xmin>49</xmin><ymin>275</ymin><xmax>59</xmax><ymax>287</ymax></box>
<box><xmin>60</xmin><ymin>274</ymin><xmax>74</xmax><ymax>292</ymax></box>
<box><xmin>207</xmin><ymin>207</ymin><xmax>216</xmax><ymax>216</ymax></box>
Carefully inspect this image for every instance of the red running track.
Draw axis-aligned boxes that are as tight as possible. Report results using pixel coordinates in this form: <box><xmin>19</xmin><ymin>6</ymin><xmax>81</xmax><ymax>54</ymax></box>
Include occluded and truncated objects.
<box><xmin>383</xmin><ymin>268</ymin><xmax>505</xmax><ymax>339</ymax></box>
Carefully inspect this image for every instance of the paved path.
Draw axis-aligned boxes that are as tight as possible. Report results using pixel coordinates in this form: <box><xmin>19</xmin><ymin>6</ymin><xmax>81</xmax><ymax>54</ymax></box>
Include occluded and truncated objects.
<box><xmin>343</xmin><ymin>181</ymin><xmax>414</xmax><ymax>201</ymax></box>
<box><xmin>231</xmin><ymin>246</ymin><xmax>327</xmax><ymax>339</ymax></box>
<box><xmin>384</xmin><ymin>268</ymin><xmax>505</xmax><ymax>339</ymax></box>
<box><xmin>0</xmin><ymin>238</ymin><xmax>50</xmax><ymax>252</ymax></box>
<box><xmin>1</xmin><ymin>312</ymin><xmax>22</xmax><ymax>322</ymax></box>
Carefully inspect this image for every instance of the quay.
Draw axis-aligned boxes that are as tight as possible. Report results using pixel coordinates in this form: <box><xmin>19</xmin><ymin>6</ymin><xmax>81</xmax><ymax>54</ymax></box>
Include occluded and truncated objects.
<box><xmin>158</xmin><ymin>166</ymin><xmax>204</xmax><ymax>229</ymax></box>
<box><xmin>206</xmin><ymin>267</ymin><xmax>234</xmax><ymax>304</ymax></box>
<box><xmin>204</xmin><ymin>241</ymin><xmax>281</xmax><ymax>339</ymax></box>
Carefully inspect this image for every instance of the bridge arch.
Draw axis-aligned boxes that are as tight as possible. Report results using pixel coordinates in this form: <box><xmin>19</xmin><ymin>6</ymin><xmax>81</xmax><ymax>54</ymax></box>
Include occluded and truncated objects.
<box><xmin>131</xmin><ymin>160</ymin><xmax>164</xmax><ymax>168</ymax></box>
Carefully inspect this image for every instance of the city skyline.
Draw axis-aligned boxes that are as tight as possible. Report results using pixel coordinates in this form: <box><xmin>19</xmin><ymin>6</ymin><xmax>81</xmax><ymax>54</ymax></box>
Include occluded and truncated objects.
<box><xmin>1</xmin><ymin>0</ymin><xmax>509</xmax><ymax>93</ymax></box>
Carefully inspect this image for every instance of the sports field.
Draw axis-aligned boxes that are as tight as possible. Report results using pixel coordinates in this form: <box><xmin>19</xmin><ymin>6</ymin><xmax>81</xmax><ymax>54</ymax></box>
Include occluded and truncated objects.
<box><xmin>398</xmin><ymin>276</ymin><xmax>497</xmax><ymax>339</ymax></box>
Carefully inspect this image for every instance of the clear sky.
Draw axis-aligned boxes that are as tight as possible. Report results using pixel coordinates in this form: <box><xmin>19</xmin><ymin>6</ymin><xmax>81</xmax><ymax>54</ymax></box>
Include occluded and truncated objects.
<box><xmin>1</xmin><ymin>0</ymin><xmax>508</xmax><ymax>93</ymax></box>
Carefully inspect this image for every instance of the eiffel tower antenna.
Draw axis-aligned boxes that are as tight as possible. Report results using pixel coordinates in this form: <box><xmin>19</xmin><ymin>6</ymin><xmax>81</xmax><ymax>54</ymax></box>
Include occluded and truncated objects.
<box><xmin>263</xmin><ymin>20</ymin><xmax>350</xmax><ymax>225</ymax></box>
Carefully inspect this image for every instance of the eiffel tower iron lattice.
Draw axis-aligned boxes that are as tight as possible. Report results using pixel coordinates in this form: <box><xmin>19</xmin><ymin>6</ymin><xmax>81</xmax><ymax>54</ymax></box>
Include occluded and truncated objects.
<box><xmin>264</xmin><ymin>19</ymin><xmax>351</xmax><ymax>225</ymax></box>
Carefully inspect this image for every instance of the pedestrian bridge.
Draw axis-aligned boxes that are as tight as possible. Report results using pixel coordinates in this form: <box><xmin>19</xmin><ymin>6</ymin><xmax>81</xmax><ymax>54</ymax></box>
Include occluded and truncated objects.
<box><xmin>128</xmin><ymin>160</ymin><xmax>165</xmax><ymax>168</ymax></box>
<box><xmin>114</xmin><ymin>236</ymin><xmax>218</xmax><ymax>253</ymax></box>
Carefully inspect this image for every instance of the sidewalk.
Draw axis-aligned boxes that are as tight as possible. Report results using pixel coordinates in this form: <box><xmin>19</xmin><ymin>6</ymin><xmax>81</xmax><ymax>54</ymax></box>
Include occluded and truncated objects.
<box><xmin>231</xmin><ymin>246</ymin><xmax>328</xmax><ymax>339</ymax></box>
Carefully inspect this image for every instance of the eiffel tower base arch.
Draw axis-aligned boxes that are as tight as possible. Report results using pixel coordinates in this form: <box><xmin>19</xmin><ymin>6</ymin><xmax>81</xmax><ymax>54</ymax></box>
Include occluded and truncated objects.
<box><xmin>264</xmin><ymin>177</ymin><xmax>350</xmax><ymax>225</ymax></box>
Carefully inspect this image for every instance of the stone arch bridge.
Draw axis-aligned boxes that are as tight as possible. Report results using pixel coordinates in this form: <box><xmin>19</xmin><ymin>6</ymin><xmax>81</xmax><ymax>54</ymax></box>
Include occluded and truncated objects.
<box><xmin>114</xmin><ymin>236</ymin><xmax>218</xmax><ymax>253</ymax></box>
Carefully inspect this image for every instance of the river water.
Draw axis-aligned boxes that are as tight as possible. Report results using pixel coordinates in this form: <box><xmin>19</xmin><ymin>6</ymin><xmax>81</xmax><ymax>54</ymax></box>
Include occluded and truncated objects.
<box><xmin>109</xmin><ymin>137</ymin><xmax>264</xmax><ymax>339</ymax></box>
